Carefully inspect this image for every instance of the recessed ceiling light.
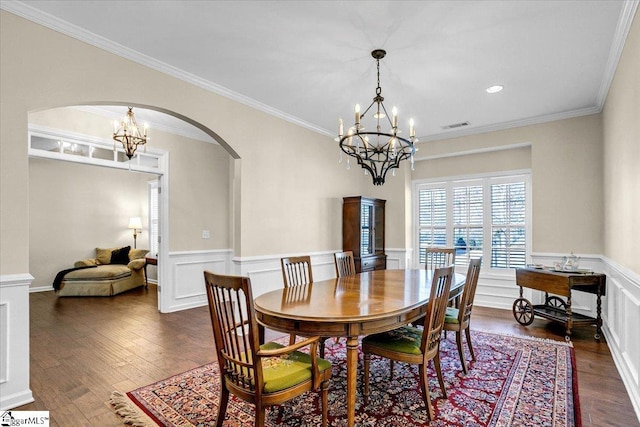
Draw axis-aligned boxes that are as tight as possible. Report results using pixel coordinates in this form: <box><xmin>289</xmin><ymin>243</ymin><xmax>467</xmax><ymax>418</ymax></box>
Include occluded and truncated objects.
<box><xmin>486</xmin><ymin>85</ymin><xmax>504</xmax><ymax>94</ymax></box>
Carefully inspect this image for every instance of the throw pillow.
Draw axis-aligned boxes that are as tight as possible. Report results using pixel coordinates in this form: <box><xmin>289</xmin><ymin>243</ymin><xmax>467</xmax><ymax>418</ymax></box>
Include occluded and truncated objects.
<box><xmin>95</xmin><ymin>247</ymin><xmax>117</xmax><ymax>265</ymax></box>
<box><xmin>129</xmin><ymin>248</ymin><xmax>149</xmax><ymax>261</ymax></box>
<box><xmin>110</xmin><ymin>246</ymin><xmax>131</xmax><ymax>265</ymax></box>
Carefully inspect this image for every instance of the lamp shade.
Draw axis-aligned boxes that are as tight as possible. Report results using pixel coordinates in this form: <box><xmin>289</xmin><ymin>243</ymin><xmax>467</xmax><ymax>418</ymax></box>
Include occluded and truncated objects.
<box><xmin>128</xmin><ymin>217</ymin><xmax>143</xmax><ymax>230</ymax></box>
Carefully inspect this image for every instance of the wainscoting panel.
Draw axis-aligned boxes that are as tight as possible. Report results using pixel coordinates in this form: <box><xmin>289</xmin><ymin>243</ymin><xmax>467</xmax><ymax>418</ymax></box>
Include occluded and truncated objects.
<box><xmin>0</xmin><ymin>274</ymin><xmax>34</xmax><ymax>410</ymax></box>
<box><xmin>601</xmin><ymin>257</ymin><xmax>640</xmax><ymax>419</ymax></box>
<box><xmin>163</xmin><ymin>250</ymin><xmax>232</xmax><ymax>313</ymax></box>
<box><xmin>386</xmin><ymin>248</ymin><xmax>410</xmax><ymax>270</ymax></box>
<box><xmin>0</xmin><ymin>302</ymin><xmax>7</xmax><ymax>383</ymax></box>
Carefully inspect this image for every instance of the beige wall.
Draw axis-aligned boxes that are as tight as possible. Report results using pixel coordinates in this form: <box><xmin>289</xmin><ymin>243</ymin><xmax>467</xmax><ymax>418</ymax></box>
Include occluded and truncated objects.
<box><xmin>413</xmin><ymin>145</ymin><xmax>531</xmax><ymax>180</ymax></box>
<box><xmin>603</xmin><ymin>9</ymin><xmax>640</xmax><ymax>274</ymax></box>
<box><xmin>412</xmin><ymin>115</ymin><xmax>604</xmax><ymax>255</ymax></box>
<box><xmin>0</xmin><ymin>11</ymin><xmax>381</xmax><ymax>278</ymax></box>
<box><xmin>29</xmin><ymin>158</ymin><xmax>150</xmax><ymax>288</ymax></box>
<box><xmin>2</xmin><ymin>8</ymin><xmax>636</xmax><ymax>280</ymax></box>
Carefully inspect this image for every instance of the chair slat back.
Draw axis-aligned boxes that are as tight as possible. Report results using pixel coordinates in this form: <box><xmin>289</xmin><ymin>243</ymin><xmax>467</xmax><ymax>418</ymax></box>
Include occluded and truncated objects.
<box><xmin>204</xmin><ymin>271</ymin><xmax>262</xmax><ymax>393</ymax></box>
<box><xmin>281</xmin><ymin>256</ymin><xmax>314</xmax><ymax>288</ymax></box>
<box><xmin>458</xmin><ymin>258</ymin><xmax>482</xmax><ymax>327</ymax></box>
<box><xmin>421</xmin><ymin>266</ymin><xmax>454</xmax><ymax>358</ymax></box>
<box><xmin>334</xmin><ymin>251</ymin><xmax>356</xmax><ymax>277</ymax></box>
<box><xmin>425</xmin><ymin>247</ymin><xmax>455</xmax><ymax>270</ymax></box>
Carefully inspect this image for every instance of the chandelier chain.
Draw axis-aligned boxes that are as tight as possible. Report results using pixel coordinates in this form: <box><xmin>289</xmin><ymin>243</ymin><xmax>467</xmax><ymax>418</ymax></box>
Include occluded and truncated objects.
<box><xmin>337</xmin><ymin>49</ymin><xmax>418</xmax><ymax>186</ymax></box>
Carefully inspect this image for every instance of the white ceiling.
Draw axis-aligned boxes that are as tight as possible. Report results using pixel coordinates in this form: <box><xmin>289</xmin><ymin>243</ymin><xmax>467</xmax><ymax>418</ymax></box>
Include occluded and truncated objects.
<box><xmin>4</xmin><ymin>1</ymin><xmax>638</xmax><ymax>144</ymax></box>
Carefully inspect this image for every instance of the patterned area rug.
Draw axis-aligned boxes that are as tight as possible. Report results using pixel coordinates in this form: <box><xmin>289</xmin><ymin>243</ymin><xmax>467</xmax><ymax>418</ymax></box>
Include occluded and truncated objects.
<box><xmin>110</xmin><ymin>331</ymin><xmax>580</xmax><ymax>426</ymax></box>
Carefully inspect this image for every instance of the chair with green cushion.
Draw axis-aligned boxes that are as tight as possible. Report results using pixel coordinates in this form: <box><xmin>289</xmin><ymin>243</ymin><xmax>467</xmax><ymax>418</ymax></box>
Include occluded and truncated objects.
<box><xmin>362</xmin><ymin>266</ymin><xmax>454</xmax><ymax>421</ymax></box>
<box><xmin>444</xmin><ymin>258</ymin><xmax>482</xmax><ymax>374</ymax></box>
<box><xmin>204</xmin><ymin>271</ymin><xmax>332</xmax><ymax>427</ymax></box>
<box><xmin>412</xmin><ymin>247</ymin><xmax>456</xmax><ymax>327</ymax></box>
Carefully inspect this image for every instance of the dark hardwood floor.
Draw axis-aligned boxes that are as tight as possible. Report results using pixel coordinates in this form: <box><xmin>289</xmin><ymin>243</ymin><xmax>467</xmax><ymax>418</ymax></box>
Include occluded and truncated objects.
<box><xmin>20</xmin><ymin>286</ymin><xmax>638</xmax><ymax>426</ymax></box>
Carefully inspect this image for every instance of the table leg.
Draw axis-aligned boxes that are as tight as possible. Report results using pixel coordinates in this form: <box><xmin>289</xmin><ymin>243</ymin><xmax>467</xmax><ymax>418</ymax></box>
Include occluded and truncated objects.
<box><xmin>565</xmin><ymin>292</ymin><xmax>573</xmax><ymax>339</ymax></box>
<box><xmin>346</xmin><ymin>336</ymin><xmax>358</xmax><ymax>427</ymax></box>
<box><xmin>595</xmin><ymin>285</ymin><xmax>603</xmax><ymax>339</ymax></box>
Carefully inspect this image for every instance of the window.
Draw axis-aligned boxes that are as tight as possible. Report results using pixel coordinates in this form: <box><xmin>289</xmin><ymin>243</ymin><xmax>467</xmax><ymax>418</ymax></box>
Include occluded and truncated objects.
<box><xmin>415</xmin><ymin>173</ymin><xmax>529</xmax><ymax>270</ymax></box>
<box><xmin>417</xmin><ymin>187</ymin><xmax>447</xmax><ymax>264</ymax></box>
<box><xmin>490</xmin><ymin>181</ymin><xmax>526</xmax><ymax>268</ymax></box>
<box><xmin>29</xmin><ymin>127</ymin><xmax>162</xmax><ymax>172</ymax></box>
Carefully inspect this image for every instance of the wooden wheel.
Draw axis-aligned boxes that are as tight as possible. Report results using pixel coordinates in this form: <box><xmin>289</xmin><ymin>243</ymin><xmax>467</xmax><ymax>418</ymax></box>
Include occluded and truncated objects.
<box><xmin>546</xmin><ymin>296</ymin><xmax>567</xmax><ymax>309</ymax></box>
<box><xmin>513</xmin><ymin>297</ymin><xmax>534</xmax><ymax>326</ymax></box>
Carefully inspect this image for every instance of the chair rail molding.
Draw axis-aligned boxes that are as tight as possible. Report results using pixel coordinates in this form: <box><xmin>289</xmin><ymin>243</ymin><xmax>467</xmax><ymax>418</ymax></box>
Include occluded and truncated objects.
<box><xmin>0</xmin><ymin>273</ymin><xmax>34</xmax><ymax>410</ymax></box>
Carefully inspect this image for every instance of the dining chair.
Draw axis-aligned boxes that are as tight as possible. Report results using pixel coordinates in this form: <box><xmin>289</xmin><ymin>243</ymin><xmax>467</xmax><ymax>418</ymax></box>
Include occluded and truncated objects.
<box><xmin>280</xmin><ymin>256</ymin><xmax>330</xmax><ymax>357</ymax></box>
<box><xmin>444</xmin><ymin>258</ymin><xmax>482</xmax><ymax>374</ymax></box>
<box><xmin>334</xmin><ymin>251</ymin><xmax>356</xmax><ymax>277</ymax></box>
<box><xmin>204</xmin><ymin>271</ymin><xmax>332</xmax><ymax>427</ymax></box>
<box><xmin>412</xmin><ymin>247</ymin><xmax>456</xmax><ymax>327</ymax></box>
<box><xmin>362</xmin><ymin>266</ymin><xmax>454</xmax><ymax>420</ymax></box>
<box><xmin>425</xmin><ymin>247</ymin><xmax>456</xmax><ymax>270</ymax></box>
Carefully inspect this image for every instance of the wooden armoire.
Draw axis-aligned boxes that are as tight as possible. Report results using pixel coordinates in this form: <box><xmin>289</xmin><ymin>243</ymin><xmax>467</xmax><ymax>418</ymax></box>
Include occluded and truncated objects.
<box><xmin>342</xmin><ymin>196</ymin><xmax>386</xmax><ymax>273</ymax></box>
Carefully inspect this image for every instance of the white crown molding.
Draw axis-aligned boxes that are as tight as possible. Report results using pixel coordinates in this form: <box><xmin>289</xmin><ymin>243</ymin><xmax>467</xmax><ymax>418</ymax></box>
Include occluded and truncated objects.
<box><xmin>595</xmin><ymin>0</ymin><xmax>640</xmax><ymax>109</ymax></box>
<box><xmin>417</xmin><ymin>106</ymin><xmax>601</xmax><ymax>143</ymax></box>
<box><xmin>0</xmin><ymin>1</ymin><xmax>332</xmax><ymax>138</ymax></box>
<box><xmin>2</xmin><ymin>0</ymin><xmax>635</xmax><ymax>142</ymax></box>
<box><xmin>414</xmin><ymin>142</ymin><xmax>532</xmax><ymax>162</ymax></box>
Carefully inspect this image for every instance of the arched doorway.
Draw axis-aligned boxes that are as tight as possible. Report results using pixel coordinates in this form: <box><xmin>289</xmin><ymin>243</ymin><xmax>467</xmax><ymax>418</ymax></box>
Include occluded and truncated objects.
<box><xmin>28</xmin><ymin>104</ymin><xmax>237</xmax><ymax>312</ymax></box>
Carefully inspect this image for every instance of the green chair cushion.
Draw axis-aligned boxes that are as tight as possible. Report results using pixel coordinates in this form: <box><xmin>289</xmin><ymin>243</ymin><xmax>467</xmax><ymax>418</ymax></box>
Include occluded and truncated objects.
<box><xmin>362</xmin><ymin>326</ymin><xmax>423</xmax><ymax>355</ymax></box>
<box><xmin>445</xmin><ymin>307</ymin><xmax>459</xmax><ymax>324</ymax></box>
<box><xmin>258</xmin><ymin>342</ymin><xmax>331</xmax><ymax>393</ymax></box>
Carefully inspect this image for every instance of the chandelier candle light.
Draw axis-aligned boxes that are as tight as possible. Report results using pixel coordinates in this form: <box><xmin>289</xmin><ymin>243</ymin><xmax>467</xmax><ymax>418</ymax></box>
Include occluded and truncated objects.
<box><xmin>338</xmin><ymin>49</ymin><xmax>417</xmax><ymax>185</ymax></box>
<box><xmin>113</xmin><ymin>107</ymin><xmax>148</xmax><ymax>160</ymax></box>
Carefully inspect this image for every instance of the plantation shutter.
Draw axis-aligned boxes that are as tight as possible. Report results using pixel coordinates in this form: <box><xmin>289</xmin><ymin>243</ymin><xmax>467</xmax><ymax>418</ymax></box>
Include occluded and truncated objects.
<box><xmin>417</xmin><ymin>186</ymin><xmax>447</xmax><ymax>265</ymax></box>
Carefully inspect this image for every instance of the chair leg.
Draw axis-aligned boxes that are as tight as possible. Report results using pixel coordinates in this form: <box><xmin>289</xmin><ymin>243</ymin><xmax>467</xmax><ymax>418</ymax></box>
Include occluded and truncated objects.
<box><xmin>419</xmin><ymin>363</ymin><xmax>434</xmax><ymax>421</ymax></box>
<box><xmin>433</xmin><ymin>352</ymin><xmax>447</xmax><ymax>399</ymax></box>
<box><xmin>289</xmin><ymin>333</ymin><xmax>296</xmax><ymax>345</ymax></box>
<box><xmin>456</xmin><ymin>330</ymin><xmax>468</xmax><ymax>374</ymax></box>
<box><xmin>321</xmin><ymin>380</ymin><xmax>329</xmax><ymax>427</ymax></box>
<box><xmin>216</xmin><ymin>387</ymin><xmax>229</xmax><ymax>427</ymax></box>
<box><xmin>389</xmin><ymin>359</ymin><xmax>395</xmax><ymax>379</ymax></box>
<box><xmin>465</xmin><ymin>326</ymin><xmax>475</xmax><ymax>361</ymax></box>
<box><xmin>320</xmin><ymin>337</ymin><xmax>326</xmax><ymax>359</ymax></box>
<box><xmin>363</xmin><ymin>353</ymin><xmax>371</xmax><ymax>403</ymax></box>
<box><xmin>255</xmin><ymin>406</ymin><xmax>266</xmax><ymax>427</ymax></box>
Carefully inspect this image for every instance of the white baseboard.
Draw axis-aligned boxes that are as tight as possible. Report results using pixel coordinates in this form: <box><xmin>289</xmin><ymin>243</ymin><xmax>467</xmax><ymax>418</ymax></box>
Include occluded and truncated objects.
<box><xmin>29</xmin><ymin>285</ymin><xmax>53</xmax><ymax>293</ymax></box>
<box><xmin>0</xmin><ymin>389</ymin><xmax>34</xmax><ymax>411</ymax></box>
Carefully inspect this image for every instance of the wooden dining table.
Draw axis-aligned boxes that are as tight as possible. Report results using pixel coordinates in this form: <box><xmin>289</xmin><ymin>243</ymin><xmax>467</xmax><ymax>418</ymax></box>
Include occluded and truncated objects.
<box><xmin>254</xmin><ymin>268</ymin><xmax>466</xmax><ymax>427</ymax></box>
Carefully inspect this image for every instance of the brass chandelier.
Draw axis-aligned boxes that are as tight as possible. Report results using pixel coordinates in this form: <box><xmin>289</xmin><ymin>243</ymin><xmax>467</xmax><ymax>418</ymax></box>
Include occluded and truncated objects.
<box><xmin>338</xmin><ymin>49</ymin><xmax>417</xmax><ymax>185</ymax></box>
<box><xmin>113</xmin><ymin>106</ymin><xmax>148</xmax><ymax>160</ymax></box>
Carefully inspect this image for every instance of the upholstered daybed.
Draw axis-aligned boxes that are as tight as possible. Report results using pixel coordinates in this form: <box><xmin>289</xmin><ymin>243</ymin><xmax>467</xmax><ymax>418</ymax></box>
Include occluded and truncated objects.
<box><xmin>55</xmin><ymin>246</ymin><xmax>148</xmax><ymax>297</ymax></box>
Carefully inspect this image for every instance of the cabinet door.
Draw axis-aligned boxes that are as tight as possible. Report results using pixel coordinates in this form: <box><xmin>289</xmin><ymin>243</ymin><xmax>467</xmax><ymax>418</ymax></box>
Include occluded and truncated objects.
<box><xmin>373</xmin><ymin>203</ymin><xmax>384</xmax><ymax>254</ymax></box>
<box><xmin>360</xmin><ymin>203</ymin><xmax>373</xmax><ymax>256</ymax></box>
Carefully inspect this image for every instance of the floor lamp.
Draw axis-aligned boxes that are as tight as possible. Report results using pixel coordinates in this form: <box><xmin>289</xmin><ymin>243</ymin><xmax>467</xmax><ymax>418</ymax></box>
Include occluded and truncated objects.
<box><xmin>128</xmin><ymin>217</ymin><xmax>143</xmax><ymax>249</ymax></box>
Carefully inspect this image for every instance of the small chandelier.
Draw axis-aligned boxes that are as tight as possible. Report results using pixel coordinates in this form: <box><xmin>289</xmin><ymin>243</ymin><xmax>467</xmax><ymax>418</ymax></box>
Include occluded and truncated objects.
<box><xmin>338</xmin><ymin>49</ymin><xmax>417</xmax><ymax>186</ymax></box>
<box><xmin>113</xmin><ymin>107</ymin><xmax>148</xmax><ymax>160</ymax></box>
